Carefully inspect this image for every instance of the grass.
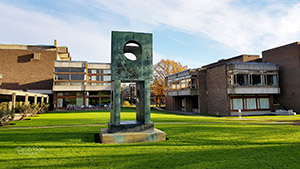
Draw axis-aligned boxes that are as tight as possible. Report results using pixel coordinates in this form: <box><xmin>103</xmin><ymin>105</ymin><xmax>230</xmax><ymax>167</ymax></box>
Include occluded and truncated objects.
<box><xmin>1</xmin><ymin>108</ymin><xmax>300</xmax><ymax>168</ymax></box>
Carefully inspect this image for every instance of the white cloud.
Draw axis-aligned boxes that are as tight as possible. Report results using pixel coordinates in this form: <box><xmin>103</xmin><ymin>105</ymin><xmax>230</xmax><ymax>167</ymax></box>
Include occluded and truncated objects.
<box><xmin>90</xmin><ymin>0</ymin><xmax>300</xmax><ymax>54</ymax></box>
<box><xmin>1</xmin><ymin>0</ymin><xmax>300</xmax><ymax>65</ymax></box>
<box><xmin>0</xmin><ymin>3</ymin><xmax>111</xmax><ymax>62</ymax></box>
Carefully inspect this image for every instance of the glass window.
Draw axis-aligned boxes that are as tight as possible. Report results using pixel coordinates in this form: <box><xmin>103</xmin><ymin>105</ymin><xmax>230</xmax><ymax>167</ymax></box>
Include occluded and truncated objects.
<box><xmin>57</xmin><ymin>98</ymin><xmax>63</xmax><ymax>107</ymax></box>
<box><xmin>99</xmin><ymin>91</ymin><xmax>111</xmax><ymax>95</ymax></box>
<box><xmin>259</xmin><ymin>98</ymin><xmax>270</xmax><ymax>109</ymax></box>
<box><xmin>71</xmin><ymin>68</ymin><xmax>85</xmax><ymax>72</ymax></box>
<box><xmin>89</xmin><ymin>75</ymin><xmax>99</xmax><ymax>81</ymax></box>
<box><xmin>245</xmin><ymin>98</ymin><xmax>257</xmax><ymax>110</ymax></box>
<box><xmin>235</xmin><ymin>74</ymin><xmax>248</xmax><ymax>86</ymax></box>
<box><xmin>55</xmin><ymin>74</ymin><xmax>69</xmax><ymax>80</ymax></box>
<box><xmin>88</xmin><ymin>69</ymin><xmax>100</xmax><ymax>74</ymax></box>
<box><xmin>103</xmin><ymin>69</ymin><xmax>111</xmax><ymax>74</ymax></box>
<box><xmin>89</xmin><ymin>98</ymin><xmax>100</xmax><ymax>106</ymax></box>
<box><xmin>252</xmin><ymin>75</ymin><xmax>263</xmax><ymax>86</ymax></box>
<box><xmin>63</xmin><ymin>92</ymin><xmax>83</xmax><ymax>96</ymax></box>
<box><xmin>101</xmin><ymin>75</ymin><xmax>111</xmax><ymax>81</ymax></box>
<box><xmin>71</xmin><ymin>74</ymin><xmax>85</xmax><ymax>80</ymax></box>
<box><xmin>57</xmin><ymin>92</ymin><xmax>63</xmax><ymax>96</ymax></box>
<box><xmin>266</xmin><ymin>75</ymin><xmax>277</xmax><ymax>86</ymax></box>
<box><xmin>232</xmin><ymin>98</ymin><xmax>243</xmax><ymax>110</ymax></box>
<box><xmin>100</xmin><ymin>97</ymin><xmax>111</xmax><ymax>106</ymax></box>
<box><xmin>55</xmin><ymin>67</ymin><xmax>69</xmax><ymax>72</ymax></box>
<box><xmin>76</xmin><ymin>98</ymin><xmax>84</xmax><ymax>106</ymax></box>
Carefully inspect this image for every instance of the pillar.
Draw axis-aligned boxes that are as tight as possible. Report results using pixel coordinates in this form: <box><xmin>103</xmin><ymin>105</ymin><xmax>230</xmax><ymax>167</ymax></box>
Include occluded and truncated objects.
<box><xmin>136</xmin><ymin>80</ymin><xmax>151</xmax><ymax>124</ymax></box>
<box><xmin>34</xmin><ymin>95</ymin><xmax>37</xmax><ymax>104</ymax></box>
<box><xmin>25</xmin><ymin>94</ymin><xmax>29</xmax><ymax>105</ymax></box>
<box><xmin>12</xmin><ymin>93</ymin><xmax>16</xmax><ymax>110</ymax></box>
<box><xmin>110</xmin><ymin>80</ymin><xmax>121</xmax><ymax>125</ymax></box>
<box><xmin>8</xmin><ymin>101</ymin><xmax>12</xmax><ymax>111</ymax></box>
<box><xmin>41</xmin><ymin>96</ymin><xmax>44</xmax><ymax>104</ymax></box>
<box><xmin>46</xmin><ymin>96</ymin><xmax>49</xmax><ymax>104</ymax></box>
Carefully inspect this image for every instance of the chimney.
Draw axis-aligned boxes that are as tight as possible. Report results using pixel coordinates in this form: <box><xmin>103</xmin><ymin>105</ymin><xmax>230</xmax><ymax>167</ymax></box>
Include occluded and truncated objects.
<box><xmin>54</xmin><ymin>39</ymin><xmax>58</xmax><ymax>47</ymax></box>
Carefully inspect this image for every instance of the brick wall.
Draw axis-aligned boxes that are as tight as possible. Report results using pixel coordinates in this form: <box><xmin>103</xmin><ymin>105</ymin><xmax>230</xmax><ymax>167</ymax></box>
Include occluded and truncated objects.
<box><xmin>262</xmin><ymin>42</ymin><xmax>300</xmax><ymax>113</ymax></box>
<box><xmin>0</xmin><ymin>49</ymin><xmax>56</xmax><ymax>90</ymax></box>
<box><xmin>206</xmin><ymin>65</ymin><xmax>230</xmax><ymax>115</ymax></box>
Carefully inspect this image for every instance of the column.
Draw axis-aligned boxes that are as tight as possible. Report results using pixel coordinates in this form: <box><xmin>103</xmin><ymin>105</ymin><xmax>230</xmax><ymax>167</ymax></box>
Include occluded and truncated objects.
<box><xmin>41</xmin><ymin>96</ymin><xmax>44</xmax><ymax>104</ymax></box>
<box><xmin>34</xmin><ymin>95</ymin><xmax>37</xmax><ymax>104</ymax></box>
<box><xmin>25</xmin><ymin>94</ymin><xmax>29</xmax><ymax>105</ymax></box>
<box><xmin>110</xmin><ymin>80</ymin><xmax>121</xmax><ymax>125</ymax></box>
<box><xmin>12</xmin><ymin>93</ymin><xmax>16</xmax><ymax>110</ymax></box>
<box><xmin>46</xmin><ymin>96</ymin><xmax>49</xmax><ymax>104</ymax></box>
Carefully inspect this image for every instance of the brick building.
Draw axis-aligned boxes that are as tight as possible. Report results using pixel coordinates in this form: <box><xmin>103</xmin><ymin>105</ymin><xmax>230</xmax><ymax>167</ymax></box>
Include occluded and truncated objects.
<box><xmin>166</xmin><ymin>55</ymin><xmax>280</xmax><ymax>116</ymax></box>
<box><xmin>0</xmin><ymin>41</ymin><xmax>112</xmax><ymax>109</ymax></box>
<box><xmin>262</xmin><ymin>42</ymin><xmax>300</xmax><ymax>113</ymax></box>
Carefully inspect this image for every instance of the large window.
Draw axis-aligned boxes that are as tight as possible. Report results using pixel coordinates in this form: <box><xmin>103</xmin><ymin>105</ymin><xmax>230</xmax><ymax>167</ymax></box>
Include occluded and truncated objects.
<box><xmin>71</xmin><ymin>74</ymin><xmax>85</xmax><ymax>80</ymax></box>
<box><xmin>102</xmin><ymin>75</ymin><xmax>111</xmax><ymax>81</ymax></box>
<box><xmin>252</xmin><ymin>75</ymin><xmax>263</xmax><ymax>86</ymax></box>
<box><xmin>231</xmin><ymin>73</ymin><xmax>278</xmax><ymax>87</ymax></box>
<box><xmin>55</xmin><ymin>74</ymin><xmax>69</xmax><ymax>80</ymax></box>
<box><xmin>231</xmin><ymin>98</ymin><xmax>243</xmax><ymax>110</ymax></box>
<box><xmin>235</xmin><ymin>74</ymin><xmax>248</xmax><ymax>86</ymax></box>
<box><xmin>230</xmin><ymin>96</ymin><xmax>270</xmax><ymax>111</ymax></box>
<box><xmin>266</xmin><ymin>75</ymin><xmax>277</xmax><ymax>86</ymax></box>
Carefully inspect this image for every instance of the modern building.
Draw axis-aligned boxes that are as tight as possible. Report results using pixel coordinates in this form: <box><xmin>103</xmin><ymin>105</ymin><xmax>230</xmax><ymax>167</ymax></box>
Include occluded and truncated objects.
<box><xmin>166</xmin><ymin>55</ymin><xmax>281</xmax><ymax>116</ymax></box>
<box><xmin>53</xmin><ymin>61</ymin><xmax>111</xmax><ymax>110</ymax></box>
<box><xmin>0</xmin><ymin>41</ymin><xmax>112</xmax><ymax>110</ymax></box>
<box><xmin>262</xmin><ymin>42</ymin><xmax>300</xmax><ymax>113</ymax></box>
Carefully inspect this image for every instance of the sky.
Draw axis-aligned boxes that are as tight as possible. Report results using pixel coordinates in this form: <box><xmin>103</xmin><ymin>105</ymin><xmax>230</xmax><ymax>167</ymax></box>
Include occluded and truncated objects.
<box><xmin>1</xmin><ymin>0</ymin><xmax>300</xmax><ymax>68</ymax></box>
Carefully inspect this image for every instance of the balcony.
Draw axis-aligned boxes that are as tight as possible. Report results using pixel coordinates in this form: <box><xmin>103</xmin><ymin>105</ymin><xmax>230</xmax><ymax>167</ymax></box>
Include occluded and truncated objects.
<box><xmin>227</xmin><ymin>62</ymin><xmax>280</xmax><ymax>95</ymax></box>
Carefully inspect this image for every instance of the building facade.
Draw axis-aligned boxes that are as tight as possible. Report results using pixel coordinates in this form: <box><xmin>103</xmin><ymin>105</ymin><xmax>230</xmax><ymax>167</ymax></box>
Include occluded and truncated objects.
<box><xmin>53</xmin><ymin>61</ymin><xmax>111</xmax><ymax>110</ymax></box>
<box><xmin>166</xmin><ymin>55</ymin><xmax>280</xmax><ymax>116</ymax></box>
<box><xmin>262</xmin><ymin>42</ymin><xmax>300</xmax><ymax>113</ymax></box>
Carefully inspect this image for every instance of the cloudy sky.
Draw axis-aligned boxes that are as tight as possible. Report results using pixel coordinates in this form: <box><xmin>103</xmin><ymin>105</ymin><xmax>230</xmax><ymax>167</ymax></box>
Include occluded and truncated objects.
<box><xmin>1</xmin><ymin>0</ymin><xmax>300</xmax><ymax>68</ymax></box>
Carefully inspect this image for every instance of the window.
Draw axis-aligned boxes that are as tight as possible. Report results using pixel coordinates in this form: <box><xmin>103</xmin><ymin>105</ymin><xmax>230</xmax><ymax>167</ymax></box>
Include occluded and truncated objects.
<box><xmin>235</xmin><ymin>74</ymin><xmax>248</xmax><ymax>86</ymax></box>
<box><xmin>231</xmin><ymin>98</ymin><xmax>243</xmax><ymax>110</ymax></box>
<box><xmin>55</xmin><ymin>67</ymin><xmax>69</xmax><ymax>72</ymax></box>
<box><xmin>89</xmin><ymin>75</ymin><xmax>99</xmax><ymax>81</ymax></box>
<box><xmin>55</xmin><ymin>74</ymin><xmax>69</xmax><ymax>80</ymax></box>
<box><xmin>71</xmin><ymin>74</ymin><xmax>85</xmax><ymax>80</ymax></box>
<box><xmin>101</xmin><ymin>97</ymin><xmax>111</xmax><ymax>105</ymax></box>
<box><xmin>230</xmin><ymin>96</ymin><xmax>270</xmax><ymax>111</ymax></box>
<box><xmin>101</xmin><ymin>75</ymin><xmax>111</xmax><ymax>81</ymax></box>
<box><xmin>245</xmin><ymin>98</ymin><xmax>256</xmax><ymax>110</ymax></box>
<box><xmin>103</xmin><ymin>69</ymin><xmax>111</xmax><ymax>74</ymax></box>
<box><xmin>88</xmin><ymin>69</ymin><xmax>100</xmax><ymax>74</ymax></box>
<box><xmin>266</xmin><ymin>75</ymin><xmax>277</xmax><ymax>86</ymax></box>
<box><xmin>259</xmin><ymin>98</ymin><xmax>270</xmax><ymax>109</ymax></box>
<box><xmin>252</xmin><ymin>75</ymin><xmax>263</xmax><ymax>86</ymax></box>
<box><xmin>71</xmin><ymin>68</ymin><xmax>85</xmax><ymax>72</ymax></box>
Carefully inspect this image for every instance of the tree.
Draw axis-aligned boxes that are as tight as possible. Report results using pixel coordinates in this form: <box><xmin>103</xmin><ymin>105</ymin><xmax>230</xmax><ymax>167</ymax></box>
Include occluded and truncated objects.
<box><xmin>151</xmin><ymin>59</ymin><xmax>188</xmax><ymax>95</ymax></box>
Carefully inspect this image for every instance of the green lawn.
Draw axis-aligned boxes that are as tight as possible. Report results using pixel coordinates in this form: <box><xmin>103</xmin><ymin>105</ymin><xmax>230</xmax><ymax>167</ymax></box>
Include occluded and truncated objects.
<box><xmin>1</xmin><ymin>108</ymin><xmax>300</xmax><ymax>168</ymax></box>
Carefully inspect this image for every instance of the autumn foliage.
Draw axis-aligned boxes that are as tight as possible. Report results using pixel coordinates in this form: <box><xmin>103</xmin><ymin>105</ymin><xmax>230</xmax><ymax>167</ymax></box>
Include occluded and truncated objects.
<box><xmin>151</xmin><ymin>59</ymin><xmax>188</xmax><ymax>95</ymax></box>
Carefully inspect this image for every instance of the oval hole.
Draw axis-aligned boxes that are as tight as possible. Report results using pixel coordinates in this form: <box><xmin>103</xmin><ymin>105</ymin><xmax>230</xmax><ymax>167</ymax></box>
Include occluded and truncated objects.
<box><xmin>125</xmin><ymin>43</ymin><xmax>140</xmax><ymax>47</ymax></box>
<box><xmin>124</xmin><ymin>52</ymin><xmax>137</xmax><ymax>61</ymax></box>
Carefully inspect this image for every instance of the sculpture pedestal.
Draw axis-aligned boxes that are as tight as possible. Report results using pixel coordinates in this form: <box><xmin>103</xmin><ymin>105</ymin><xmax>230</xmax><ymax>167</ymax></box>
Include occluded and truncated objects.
<box><xmin>108</xmin><ymin>121</ymin><xmax>154</xmax><ymax>133</ymax></box>
<box><xmin>100</xmin><ymin>128</ymin><xmax>166</xmax><ymax>144</ymax></box>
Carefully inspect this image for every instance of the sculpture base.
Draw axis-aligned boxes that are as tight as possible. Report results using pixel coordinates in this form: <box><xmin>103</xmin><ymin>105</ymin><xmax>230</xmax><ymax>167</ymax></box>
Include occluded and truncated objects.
<box><xmin>100</xmin><ymin>128</ymin><xmax>166</xmax><ymax>144</ymax></box>
<box><xmin>108</xmin><ymin>121</ymin><xmax>154</xmax><ymax>133</ymax></box>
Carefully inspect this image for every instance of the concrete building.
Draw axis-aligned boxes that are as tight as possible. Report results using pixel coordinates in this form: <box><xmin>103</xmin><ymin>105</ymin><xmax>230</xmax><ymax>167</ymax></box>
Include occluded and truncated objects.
<box><xmin>166</xmin><ymin>55</ymin><xmax>280</xmax><ymax>116</ymax></box>
<box><xmin>0</xmin><ymin>41</ymin><xmax>112</xmax><ymax>109</ymax></box>
<box><xmin>262</xmin><ymin>42</ymin><xmax>300</xmax><ymax>113</ymax></box>
<box><xmin>0</xmin><ymin>40</ymin><xmax>70</xmax><ymax>94</ymax></box>
<box><xmin>53</xmin><ymin>61</ymin><xmax>111</xmax><ymax>110</ymax></box>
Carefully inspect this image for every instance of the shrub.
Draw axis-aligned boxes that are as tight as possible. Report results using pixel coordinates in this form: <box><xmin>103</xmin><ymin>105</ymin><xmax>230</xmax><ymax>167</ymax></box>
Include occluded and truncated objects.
<box><xmin>0</xmin><ymin>102</ymin><xmax>14</xmax><ymax>126</ymax></box>
<box><xmin>122</xmin><ymin>101</ymin><xmax>131</xmax><ymax>107</ymax></box>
